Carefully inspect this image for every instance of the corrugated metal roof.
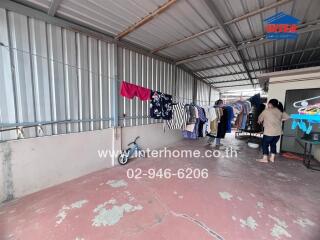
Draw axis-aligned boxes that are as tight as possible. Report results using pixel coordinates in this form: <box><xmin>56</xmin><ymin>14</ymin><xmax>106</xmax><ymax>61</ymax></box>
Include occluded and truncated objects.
<box><xmin>21</xmin><ymin>0</ymin><xmax>320</xmax><ymax>90</ymax></box>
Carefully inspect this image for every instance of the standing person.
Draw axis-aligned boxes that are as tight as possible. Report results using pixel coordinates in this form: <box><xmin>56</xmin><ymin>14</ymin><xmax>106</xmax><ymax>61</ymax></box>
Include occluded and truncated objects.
<box><xmin>257</xmin><ymin>99</ymin><xmax>289</xmax><ymax>163</ymax></box>
<box><xmin>211</xmin><ymin>99</ymin><xmax>225</xmax><ymax>146</ymax></box>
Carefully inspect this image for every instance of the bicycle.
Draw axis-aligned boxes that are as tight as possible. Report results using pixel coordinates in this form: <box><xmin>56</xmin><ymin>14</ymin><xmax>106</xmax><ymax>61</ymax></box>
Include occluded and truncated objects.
<box><xmin>118</xmin><ymin>136</ymin><xmax>144</xmax><ymax>165</ymax></box>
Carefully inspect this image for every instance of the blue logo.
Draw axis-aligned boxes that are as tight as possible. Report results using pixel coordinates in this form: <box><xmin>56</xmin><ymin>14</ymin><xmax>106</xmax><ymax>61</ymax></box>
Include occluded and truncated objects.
<box><xmin>264</xmin><ymin>12</ymin><xmax>300</xmax><ymax>40</ymax></box>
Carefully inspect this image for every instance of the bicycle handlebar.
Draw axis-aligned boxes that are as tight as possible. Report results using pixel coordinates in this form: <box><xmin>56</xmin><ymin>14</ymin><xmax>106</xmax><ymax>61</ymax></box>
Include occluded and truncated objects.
<box><xmin>128</xmin><ymin>136</ymin><xmax>140</xmax><ymax>146</ymax></box>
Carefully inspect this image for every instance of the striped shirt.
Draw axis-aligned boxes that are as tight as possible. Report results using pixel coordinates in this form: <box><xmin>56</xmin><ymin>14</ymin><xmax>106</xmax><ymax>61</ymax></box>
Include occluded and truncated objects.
<box><xmin>166</xmin><ymin>103</ymin><xmax>188</xmax><ymax>130</ymax></box>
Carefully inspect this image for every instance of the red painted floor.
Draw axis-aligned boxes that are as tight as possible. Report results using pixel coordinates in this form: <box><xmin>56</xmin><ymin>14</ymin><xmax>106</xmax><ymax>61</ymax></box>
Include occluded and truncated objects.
<box><xmin>1</xmin><ymin>134</ymin><xmax>320</xmax><ymax>240</ymax></box>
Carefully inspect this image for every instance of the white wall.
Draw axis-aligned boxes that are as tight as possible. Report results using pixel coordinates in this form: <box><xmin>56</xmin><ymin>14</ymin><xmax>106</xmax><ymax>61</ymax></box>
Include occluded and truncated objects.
<box><xmin>0</xmin><ymin>123</ymin><xmax>183</xmax><ymax>202</ymax></box>
<box><xmin>267</xmin><ymin>70</ymin><xmax>320</xmax><ymax>160</ymax></box>
<box><xmin>0</xmin><ymin>129</ymin><xmax>114</xmax><ymax>202</ymax></box>
<box><xmin>122</xmin><ymin>123</ymin><xmax>183</xmax><ymax>150</ymax></box>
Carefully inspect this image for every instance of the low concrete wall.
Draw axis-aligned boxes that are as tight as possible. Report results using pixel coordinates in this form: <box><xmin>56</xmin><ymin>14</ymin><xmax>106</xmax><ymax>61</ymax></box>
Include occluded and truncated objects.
<box><xmin>121</xmin><ymin>123</ymin><xmax>183</xmax><ymax>150</ymax></box>
<box><xmin>0</xmin><ymin>128</ymin><xmax>114</xmax><ymax>202</ymax></box>
<box><xmin>0</xmin><ymin>123</ymin><xmax>183</xmax><ymax>202</ymax></box>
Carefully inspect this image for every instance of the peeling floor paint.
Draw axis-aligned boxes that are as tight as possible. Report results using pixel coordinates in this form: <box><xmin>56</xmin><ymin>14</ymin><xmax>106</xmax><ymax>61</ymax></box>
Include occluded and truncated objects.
<box><xmin>293</xmin><ymin>218</ymin><xmax>315</xmax><ymax>228</ymax></box>
<box><xmin>257</xmin><ymin>211</ymin><xmax>262</xmax><ymax>218</ymax></box>
<box><xmin>56</xmin><ymin>200</ymin><xmax>88</xmax><ymax>225</ymax></box>
<box><xmin>257</xmin><ymin>202</ymin><xmax>264</xmax><ymax>209</ymax></box>
<box><xmin>268</xmin><ymin>215</ymin><xmax>291</xmax><ymax>239</ymax></box>
<box><xmin>240</xmin><ymin>216</ymin><xmax>258</xmax><ymax>230</ymax></box>
<box><xmin>1</xmin><ymin>136</ymin><xmax>319</xmax><ymax>239</ymax></box>
<box><xmin>276</xmin><ymin>172</ymin><xmax>288</xmax><ymax>178</ymax></box>
<box><xmin>219</xmin><ymin>192</ymin><xmax>233</xmax><ymax>201</ymax></box>
<box><xmin>270</xmin><ymin>224</ymin><xmax>292</xmax><ymax>239</ymax></box>
<box><xmin>124</xmin><ymin>191</ymin><xmax>135</xmax><ymax>202</ymax></box>
<box><xmin>268</xmin><ymin>215</ymin><xmax>288</xmax><ymax>229</ymax></box>
<box><xmin>106</xmin><ymin>179</ymin><xmax>128</xmax><ymax>188</ymax></box>
<box><xmin>70</xmin><ymin>200</ymin><xmax>88</xmax><ymax>209</ymax></box>
<box><xmin>35</xmin><ymin>208</ymin><xmax>46</xmax><ymax>214</ymax></box>
<box><xmin>92</xmin><ymin>198</ymin><xmax>143</xmax><ymax>227</ymax></box>
<box><xmin>249</xmin><ymin>193</ymin><xmax>255</xmax><ymax>198</ymax></box>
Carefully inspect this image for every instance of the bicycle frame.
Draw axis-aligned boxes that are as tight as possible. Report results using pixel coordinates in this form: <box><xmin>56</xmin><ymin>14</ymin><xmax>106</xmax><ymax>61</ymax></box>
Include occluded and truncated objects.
<box><xmin>126</xmin><ymin>143</ymin><xmax>142</xmax><ymax>159</ymax></box>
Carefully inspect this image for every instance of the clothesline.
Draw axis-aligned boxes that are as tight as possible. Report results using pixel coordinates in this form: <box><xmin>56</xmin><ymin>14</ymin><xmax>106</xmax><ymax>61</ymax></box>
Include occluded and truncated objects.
<box><xmin>0</xmin><ymin>43</ymin><xmax>214</xmax><ymax>105</ymax></box>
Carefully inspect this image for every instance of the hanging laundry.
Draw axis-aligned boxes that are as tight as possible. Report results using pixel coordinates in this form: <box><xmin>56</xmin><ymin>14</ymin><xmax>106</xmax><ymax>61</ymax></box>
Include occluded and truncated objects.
<box><xmin>185</xmin><ymin>104</ymin><xmax>197</xmax><ymax>124</ymax></box>
<box><xmin>120</xmin><ymin>81</ymin><xmax>151</xmax><ymax>101</ymax></box>
<box><xmin>166</xmin><ymin>103</ymin><xmax>188</xmax><ymax>130</ymax></box>
<box><xmin>249</xmin><ymin>93</ymin><xmax>262</xmax><ymax>108</ymax></box>
<box><xmin>137</xmin><ymin>85</ymin><xmax>151</xmax><ymax>101</ymax></box>
<box><xmin>225</xmin><ymin>106</ymin><xmax>234</xmax><ymax>133</ymax></box>
<box><xmin>150</xmin><ymin>90</ymin><xmax>173</xmax><ymax>120</ymax></box>
<box><xmin>183</xmin><ymin>119</ymin><xmax>200</xmax><ymax>139</ymax></box>
<box><xmin>209</xmin><ymin>107</ymin><xmax>222</xmax><ymax>136</ymax></box>
<box><xmin>216</xmin><ymin>107</ymin><xmax>229</xmax><ymax>139</ymax></box>
<box><xmin>203</xmin><ymin>106</ymin><xmax>217</xmax><ymax>134</ymax></box>
<box><xmin>120</xmin><ymin>81</ymin><xmax>137</xmax><ymax>99</ymax></box>
<box><xmin>196</xmin><ymin>106</ymin><xmax>207</xmax><ymax>137</ymax></box>
<box><xmin>185</xmin><ymin>106</ymin><xmax>198</xmax><ymax>132</ymax></box>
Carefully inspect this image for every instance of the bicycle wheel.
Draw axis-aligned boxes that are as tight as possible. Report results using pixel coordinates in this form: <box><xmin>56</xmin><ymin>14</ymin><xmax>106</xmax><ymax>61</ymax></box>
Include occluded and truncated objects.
<box><xmin>118</xmin><ymin>150</ymin><xmax>129</xmax><ymax>165</ymax></box>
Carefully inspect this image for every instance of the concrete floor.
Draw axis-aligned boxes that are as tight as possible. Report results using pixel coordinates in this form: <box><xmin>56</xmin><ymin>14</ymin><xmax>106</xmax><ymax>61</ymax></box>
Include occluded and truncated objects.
<box><xmin>1</xmin><ymin>134</ymin><xmax>320</xmax><ymax>240</ymax></box>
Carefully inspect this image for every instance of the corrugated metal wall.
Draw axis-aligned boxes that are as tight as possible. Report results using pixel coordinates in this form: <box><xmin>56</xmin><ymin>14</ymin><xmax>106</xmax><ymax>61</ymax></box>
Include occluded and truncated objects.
<box><xmin>196</xmin><ymin>81</ymin><xmax>210</xmax><ymax>106</ymax></box>
<box><xmin>175</xmin><ymin>67</ymin><xmax>194</xmax><ymax>104</ymax></box>
<box><xmin>210</xmin><ymin>87</ymin><xmax>220</xmax><ymax>104</ymax></box>
<box><xmin>0</xmin><ymin>9</ymin><xmax>116</xmax><ymax>141</ymax></box>
<box><xmin>118</xmin><ymin>47</ymin><xmax>174</xmax><ymax>127</ymax></box>
<box><xmin>1</xmin><ymin>8</ymin><xmax>197</xmax><ymax>141</ymax></box>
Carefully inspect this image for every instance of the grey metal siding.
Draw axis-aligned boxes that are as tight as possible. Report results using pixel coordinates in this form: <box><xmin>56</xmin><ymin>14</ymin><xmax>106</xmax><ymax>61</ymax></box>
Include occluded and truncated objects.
<box><xmin>175</xmin><ymin>67</ymin><xmax>194</xmax><ymax>104</ymax></box>
<box><xmin>118</xmin><ymin>47</ymin><xmax>174</xmax><ymax>127</ymax></box>
<box><xmin>0</xmin><ymin>8</ymin><xmax>183</xmax><ymax>141</ymax></box>
<box><xmin>196</xmin><ymin>81</ymin><xmax>210</xmax><ymax>106</ymax></box>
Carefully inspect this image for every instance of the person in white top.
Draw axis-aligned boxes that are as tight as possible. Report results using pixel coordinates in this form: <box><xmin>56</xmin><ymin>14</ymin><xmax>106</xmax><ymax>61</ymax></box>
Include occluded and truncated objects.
<box><xmin>256</xmin><ymin>99</ymin><xmax>289</xmax><ymax>163</ymax></box>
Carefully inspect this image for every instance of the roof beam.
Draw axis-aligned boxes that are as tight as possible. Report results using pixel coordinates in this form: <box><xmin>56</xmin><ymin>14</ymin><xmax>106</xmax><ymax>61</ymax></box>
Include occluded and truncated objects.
<box><xmin>195</xmin><ymin>46</ymin><xmax>320</xmax><ymax>74</ymax></box>
<box><xmin>224</xmin><ymin>0</ymin><xmax>292</xmax><ymax>25</ymax></box>
<box><xmin>194</xmin><ymin>62</ymin><xmax>241</xmax><ymax>73</ymax></box>
<box><xmin>177</xmin><ymin>19</ymin><xmax>320</xmax><ymax>65</ymax></box>
<box><xmin>238</xmin><ymin>21</ymin><xmax>320</xmax><ymax>51</ymax></box>
<box><xmin>176</xmin><ymin>47</ymin><xmax>234</xmax><ymax>65</ymax></box>
<box><xmin>210</xmin><ymin>78</ymin><xmax>255</xmax><ymax>84</ymax></box>
<box><xmin>151</xmin><ymin>26</ymin><xmax>219</xmax><ymax>53</ymax></box>
<box><xmin>151</xmin><ymin>0</ymin><xmax>292</xmax><ymax>53</ymax></box>
<box><xmin>201</xmin><ymin>0</ymin><xmax>254</xmax><ymax>85</ymax></box>
<box><xmin>115</xmin><ymin>0</ymin><xmax>177</xmax><ymax>40</ymax></box>
<box><xmin>200</xmin><ymin>71</ymin><xmax>248</xmax><ymax>80</ymax></box>
<box><xmin>202</xmin><ymin>60</ymin><xmax>320</xmax><ymax>81</ymax></box>
<box><xmin>215</xmin><ymin>83</ymin><xmax>257</xmax><ymax>88</ymax></box>
<box><xmin>48</xmin><ymin>0</ymin><xmax>63</xmax><ymax>16</ymax></box>
<box><xmin>0</xmin><ymin>0</ymin><xmax>175</xmax><ymax>64</ymax></box>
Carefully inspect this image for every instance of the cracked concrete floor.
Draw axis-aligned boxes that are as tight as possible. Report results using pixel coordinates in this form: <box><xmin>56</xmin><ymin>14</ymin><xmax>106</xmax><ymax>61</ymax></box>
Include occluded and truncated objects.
<box><xmin>1</xmin><ymin>134</ymin><xmax>320</xmax><ymax>240</ymax></box>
